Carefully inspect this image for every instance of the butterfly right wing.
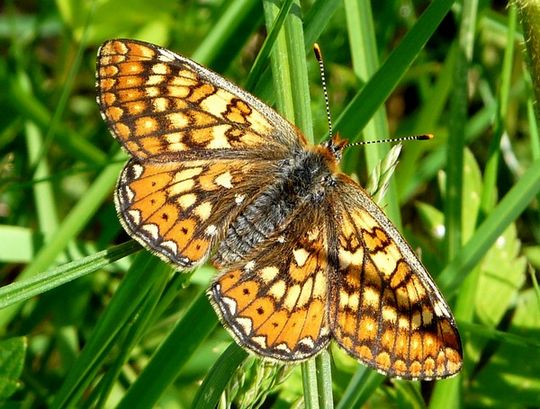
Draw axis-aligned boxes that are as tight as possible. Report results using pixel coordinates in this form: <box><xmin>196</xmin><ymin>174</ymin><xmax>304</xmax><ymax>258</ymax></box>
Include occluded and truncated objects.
<box><xmin>328</xmin><ymin>175</ymin><xmax>462</xmax><ymax>379</ymax></box>
<box><xmin>97</xmin><ymin>39</ymin><xmax>305</xmax><ymax>162</ymax></box>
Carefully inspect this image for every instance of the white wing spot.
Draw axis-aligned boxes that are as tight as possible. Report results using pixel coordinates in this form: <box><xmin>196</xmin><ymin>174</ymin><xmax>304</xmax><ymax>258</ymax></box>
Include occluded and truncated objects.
<box><xmin>221</xmin><ymin>296</ymin><xmax>237</xmax><ymax>315</ymax></box>
<box><xmin>151</xmin><ymin>63</ymin><xmax>169</xmax><ymax>75</ymax></box>
<box><xmin>124</xmin><ymin>186</ymin><xmax>135</xmax><ymax>202</ymax></box>
<box><xmin>268</xmin><ymin>280</ymin><xmax>286</xmax><ymax>301</ymax></box>
<box><xmin>178</xmin><ymin>193</ymin><xmax>197</xmax><ymax>209</ymax></box>
<box><xmin>127</xmin><ymin>209</ymin><xmax>141</xmax><ymax>225</ymax></box>
<box><xmin>244</xmin><ymin>260</ymin><xmax>256</xmax><ymax>272</ymax></box>
<box><xmin>236</xmin><ymin>317</ymin><xmax>253</xmax><ymax>335</ymax></box>
<box><xmin>292</xmin><ymin>248</ymin><xmax>310</xmax><ymax>267</ymax></box>
<box><xmin>433</xmin><ymin>300</ymin><xmax>450</xmax><ymax>318</ymax></box>
<box><xmin>298</xmin><ymin>337</ymin><xmax>315</xmax><ymax>348</ymax></box>
<box><xmin>251</xmin><ymin>336</ymin><xmax>267</xmax><ymax>348</ymax></box>
<box><xmin>275</xmin><ymin>343</ymin><xmax>291</xmax><ymax>352</ymax></box>
<box><xmin>235</xmin><ymin>194</ymin><xmax>245</xmax><ymax>204</ymax></box>
<box><xmin>130</xmin><ymin>163</ymin><xmax>144</xmax><ymax>179</ymax></box>
<box><xmin>205</xmin><ymin>224</ymin><xmax>217</xmax><ymax>236</ymax></box>
<box><xmin>160</xmin><ymin>240</ymin><xmax>178</xmax><ymax>255</ymax></box>
<box><xmin>215</xmin><ymin>171</ymin><xmax>233</xmax><ymax>188</ymax></box>
<box><xmin>194</xmin><ymin>201</ymin><xmax>212</xmax><ymax>221</ymax></box>
<box><xmin>141</xmin><ymin>223</ymin><xmax>159</xmax><ymax>240</ymax></box>
<box><xmin>260</xmin><ymin>266</ymin><xmax>279</xmax><ymax>282</ymax></box>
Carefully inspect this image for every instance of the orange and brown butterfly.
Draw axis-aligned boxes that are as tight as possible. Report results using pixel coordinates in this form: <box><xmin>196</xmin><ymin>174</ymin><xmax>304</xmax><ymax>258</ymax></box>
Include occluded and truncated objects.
<box><xmin>96</xmin><ymin>38</ymin><xmax>462</xmax><ymax>380</ymax></box>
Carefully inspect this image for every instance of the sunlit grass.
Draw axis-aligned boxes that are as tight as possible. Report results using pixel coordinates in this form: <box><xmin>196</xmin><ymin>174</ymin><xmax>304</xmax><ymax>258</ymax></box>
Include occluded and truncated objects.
<box><xmin>0</xmin><ymin>1</ymin><xmax>539</xmax><ymax>408</ymax></box>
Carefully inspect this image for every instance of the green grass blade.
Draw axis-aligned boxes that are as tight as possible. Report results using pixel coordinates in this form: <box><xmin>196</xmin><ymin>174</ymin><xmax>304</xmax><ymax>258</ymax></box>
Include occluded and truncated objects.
<box><xmin>116</xmin><ymin>291</ymin><xmax>217</xmax><ymax>409</ymax></box>
<box><xmin>336</xmin><ymin>370</ymin><xmax>384</xmax><ymax>409</ymax></box>
<box><xmin>92</xmin><ymin>272</ymin><xmax>171</xmax><ymax>408</ymax></box>
<box><xmin>442</xmin><ymin>0</ymin><xmax>477</xmax><ymax>264</ymax></box>
<box><xmin>10</xmin><ymin>72</ymin><xmax>106</xmax><ymax>165</ymax></box>
<box><xmin>333</xmin><ymin>0</ymin><xmax>454</xmax><ymax>140</ymax></box>
<box><xmin>480</xmin><ymin>4</ymin><xmax>516</xmax><ymax>214</ymax></box>
<box><xmin>191</xmin><ymin>343</ymin><xmax>248</xmax><ymax>409</ymax></box>
<box><xmin>192</xmin><ymin>0</ymin><xmax>261</xmax><ymax>69</ymax></box>
<box><xmin>303</xmin><ymin>0</ymin><xmax>342</xmax><ymax>48</ymax></box>
<box><xmin>244</xmin><ymin>0</ymin><xmax>295</xmax><ymax>91</ymax></box>
<box><xmin>301</xmin><ymin>359</ymin><xmax>319</xmax><ymax>409</ymax></box>
<box><xmin>343</xmin><ymin>0</ymin><xmax>400</xmax><ymax>227</ymax></box>
<box><xmin>315</xmin><ymin>350</ymin><xmax>333</xmax><ymax>408</ymax></box>
<box><xmin>34</xmin><ymin>2</ymin><xmax>95</xmax><ymax>175</ymax></box>
<box><xmin>400</xmin><ymin>101</ymin><xmax>497</xmax><ymax>201</ymax></box>
<box><xmin>0</xmin><ymin>151</ymin><xmax>125</xmax><ymax>329</ymax></box>
<box><xmin>459</xmin><ymin>320</ymin><xmax>540</xmax><ymax>349</ymax></box>
<box><xmin>253</xmin><ymin>0</ymin><xmax>342</xmax><ymax>104</ymax></box>
<box><xmin>433</xmin><ymin>2</ymin><xmax>479</xmax><ymax>402</ymax></box>
<box><xmin>432</xmin><ymin>0</ymin><xmax>479</xmax><ymax>403</ymax></box>
<box><xmin>262</xmin><ymin>2</ymin><xmax>325</xmax><ymax>407</ymax></box>
<box><xmin>24</xmin><ymin>121</ymin><xmax>59</xmax><ymax>242</ymax></box>
<box><xmin>397</xmin><ymin>44</ymin><xmax>457</xmax><ymax>200</ymax></box>
<box><xmin>51</xmin><ymin>254</ymin><xmax>169</xmax><ymax>408</ymax></box>
<box><xmin>439</xmin><ymin>158</ymin><xmax>540</xmax><ymax>294</ymax></box>
<box><xmin>0</xmin><ymin>241</ymin><xmax>140</xmax><ymax>310</ymax></box>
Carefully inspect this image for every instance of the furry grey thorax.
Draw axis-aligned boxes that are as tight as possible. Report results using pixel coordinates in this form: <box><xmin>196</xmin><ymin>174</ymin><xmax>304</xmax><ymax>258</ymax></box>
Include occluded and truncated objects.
<box><xmin>215</xmin><ymin>149</ymin><xmax>337</xmax><ymax>264</ymax></box>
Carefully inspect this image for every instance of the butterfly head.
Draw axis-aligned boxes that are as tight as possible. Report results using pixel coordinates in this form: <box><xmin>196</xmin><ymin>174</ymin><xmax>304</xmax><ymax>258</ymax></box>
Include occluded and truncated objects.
<box><xmin>319</xmin><ymin>133</ymin><xmax>348</xmax><ymax>164</ymax></box>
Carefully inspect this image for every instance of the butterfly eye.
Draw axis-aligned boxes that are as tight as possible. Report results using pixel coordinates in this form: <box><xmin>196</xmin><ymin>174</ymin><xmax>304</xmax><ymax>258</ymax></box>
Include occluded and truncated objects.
<box><xmin>322</xmin><ymin>175</ymin><xmax>337</xmax><ymax>187</ymax></box>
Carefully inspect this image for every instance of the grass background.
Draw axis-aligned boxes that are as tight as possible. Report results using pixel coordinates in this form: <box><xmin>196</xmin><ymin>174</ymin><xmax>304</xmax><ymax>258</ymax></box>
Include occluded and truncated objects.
<box><xmin>1</xmin><ymin>0</ymin><xmax>540</xmax><ymax>408</ymax></box>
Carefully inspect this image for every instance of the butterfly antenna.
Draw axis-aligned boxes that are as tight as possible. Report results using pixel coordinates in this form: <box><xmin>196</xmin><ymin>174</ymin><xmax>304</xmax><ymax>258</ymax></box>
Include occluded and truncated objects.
<box><xmin>314</xmin><ymin>43</ymin><xmax>333</xmax><ymax>139</ymax></box>
<box><xmin>314</xmin><ymin>44</ymin><xmax>432</xmax><ymax>149</ymax></box>
<box><xmin>345</xmin><ymin>134</ymin><xmax>433</xmax><ymax>148</ymax></box>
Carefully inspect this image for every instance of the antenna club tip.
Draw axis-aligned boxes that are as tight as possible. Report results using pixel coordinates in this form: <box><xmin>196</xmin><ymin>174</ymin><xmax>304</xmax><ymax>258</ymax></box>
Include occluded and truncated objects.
<box><xmin>313</xmin><ymin>43</ymin><xmax>322</xmax><ymax>59</ymax></box>
<box><xmin>420</xmin><ymin>133</ymin><xmax>434</xmax><ymax>140</ymax></box>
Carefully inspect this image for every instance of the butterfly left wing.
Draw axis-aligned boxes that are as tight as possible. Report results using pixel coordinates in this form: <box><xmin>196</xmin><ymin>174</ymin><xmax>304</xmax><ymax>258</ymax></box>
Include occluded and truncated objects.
<box><xmin>328</xmin><ymin>175</ymin><xmax>462</xmax><ymax>380</ymax></box>
<box><xmin>209</xmin><ymin>204</ymin><xmax>333</xmax><ymax>361</ymax></box>
<box><xmin>97</xmin><ymin>39</ymin><xmax>305</xmax><ymax>162</ymax></box>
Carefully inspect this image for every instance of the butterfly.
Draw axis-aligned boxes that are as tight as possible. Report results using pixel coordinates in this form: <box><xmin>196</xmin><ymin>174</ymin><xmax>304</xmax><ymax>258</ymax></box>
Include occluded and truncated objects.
<box><xmin>96</xmin><ymin>39</ymin><xmax>462</xmax><ymax>380</ymax></box>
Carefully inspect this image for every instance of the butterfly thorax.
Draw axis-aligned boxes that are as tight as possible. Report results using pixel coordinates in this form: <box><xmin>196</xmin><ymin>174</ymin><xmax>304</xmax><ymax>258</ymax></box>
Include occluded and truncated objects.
<box><xmin>214</xmin><ymin>148</ymin><xmax>338</xmax><ymax>266</ymax></box>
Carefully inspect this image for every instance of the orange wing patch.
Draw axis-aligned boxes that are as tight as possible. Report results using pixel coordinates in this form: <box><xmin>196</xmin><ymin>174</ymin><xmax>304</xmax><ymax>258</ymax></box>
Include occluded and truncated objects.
<box><xmin>209</xmin><ymin>214</ymin><xmax>331</xmax><ymax>361</ymax></box>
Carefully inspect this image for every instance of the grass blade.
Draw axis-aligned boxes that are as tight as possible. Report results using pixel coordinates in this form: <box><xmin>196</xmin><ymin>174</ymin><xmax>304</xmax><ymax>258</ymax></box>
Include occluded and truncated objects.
<box><xmin>116</xmin><ymin>291</ymin><xmax>217</xmax><ymax>409</ymax></box>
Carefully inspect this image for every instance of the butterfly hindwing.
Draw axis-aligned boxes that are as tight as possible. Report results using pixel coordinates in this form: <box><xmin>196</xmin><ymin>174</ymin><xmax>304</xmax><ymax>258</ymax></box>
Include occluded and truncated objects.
<box><xmin>209</xmin><ymin>204</ymin><xmax>332</xmax><ymax>360</ymax></box>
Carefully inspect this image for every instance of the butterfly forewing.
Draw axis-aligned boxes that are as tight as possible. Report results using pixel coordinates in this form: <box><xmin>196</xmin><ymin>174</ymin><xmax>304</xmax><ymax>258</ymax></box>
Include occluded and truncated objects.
<box><xmin>328</xmin><ymin>175</ymin><xmax>462</xmax><ymax>379</ymax></box>
<box><xmin>98</xmin><ymin>38</ymin><xmax>462</xmax><ymax>380</ymax></box>
<box><xmin>96</xmin><ymin>39</ymin><xmax>303</xmax><ymax>162</ymax></box>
